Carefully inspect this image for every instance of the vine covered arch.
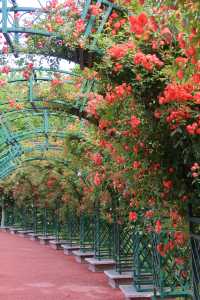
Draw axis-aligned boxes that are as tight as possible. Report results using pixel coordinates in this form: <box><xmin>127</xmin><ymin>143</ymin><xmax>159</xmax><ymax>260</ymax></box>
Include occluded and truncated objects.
<box><xmin>0</xmin><ymin>1</ymin><xmax>199</xmax><ymax>299</ymax></box>
<box><xmin>0</xmin><ymin>0</ymin><xmax>121</xmax><ymax>66</ymax></box>
<box><xmin>0</xmin><ymin>0</ymin><xmax>121</xmax><ymax>178</ymax></box>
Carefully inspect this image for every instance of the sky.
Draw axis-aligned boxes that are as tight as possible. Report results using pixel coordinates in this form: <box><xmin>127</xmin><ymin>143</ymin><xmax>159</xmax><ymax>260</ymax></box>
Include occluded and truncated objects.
<box><xmin>16</xmin><ymin>0</ymin><xmax>46</xmax><ymax>8</ymax></box>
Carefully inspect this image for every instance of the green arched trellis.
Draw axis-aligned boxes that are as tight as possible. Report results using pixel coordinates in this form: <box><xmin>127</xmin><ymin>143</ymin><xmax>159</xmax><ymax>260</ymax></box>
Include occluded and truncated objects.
<box><xmin>0</xmin><ymin>0</ymin><xmax>122</xmax><ymax>66</ymax></box>
<box><xmin>0</xmin><ymin>66</ymin><xmax>96</xmax><ymax>179</ymax></box>
<box><xmin>0</xmin><ymin>0</ymin><xmax>120</xmax><ymax>179</ymax></box>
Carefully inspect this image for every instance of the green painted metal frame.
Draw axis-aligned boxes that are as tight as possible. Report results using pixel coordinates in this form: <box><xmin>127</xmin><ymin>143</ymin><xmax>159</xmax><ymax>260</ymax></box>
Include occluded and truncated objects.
<box><xmin>189</xmin><ymin>201</ymin><xmax>200</xmax><ymax>300</ymax></box>
<box><xmin>0</xmin><ymin>0</ymin><xmax>121</xmax><ymax>62</ymax></box>
<box><xmin>64</xmin><ymin>208</ymin><xmax>80</xmax><ymax>246</ymax></box>
<box><xmin>151</xmin><ymin>231</ymin><xmax>192</xmax><ymax>299</ymax></box>
<box><xmin>41</xmin><ymin>207</ymin><xmax>56</xmax><ymax>237</ymax></box>
<box><xmin>94</xmin><ymin>199</ymin><xmax>115</xmax><ymax>260</ymax></box>
<box><xmin>0</xmin><ymin>66</ymin><xmax>95</xmax><ymax>179</ymax></box>
<box><xmin>132</xmin><ymin>229</ymin><xmax>153</xmax><ymax>292</ymax></box>
<box><xmin>113</xmin><ymin>221</ymin><xmax>133</xmax><ymax>274</ymax></box>
<box><xmin>4</xmin><ymin>202</ymin><xmax>14</xmax><ymax>226</ymax></box>
<box><xmin>80</xmin><ymin>212</ymin><xmax>95</xmax><ymax>252</ymax></box>
<box><xmin>32</xmin><ymin>206</ymin><xmax>44</xmax><ymax>235</ymax></box>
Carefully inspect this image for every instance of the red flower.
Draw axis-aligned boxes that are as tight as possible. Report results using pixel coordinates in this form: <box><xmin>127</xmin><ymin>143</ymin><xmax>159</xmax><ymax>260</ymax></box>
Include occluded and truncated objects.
<box><xmin>173</xmin><ymin>231</ymin><xmax>186</xmax><ymax>246</ymax></box>
<box><xmin>164</xmin><ymin>240</ymin><xmax>174</xmax><ymax>252</ymax></box>
<box><xmin>130</xmin><ymin>115</ymin><xmax>141</xmax><ymax>129</ymax></box>
<box><xmin>177</xmin><ymin>69</ymin><xmax>184</xmax><ymax>80</ymax></box>
<box><xmin>129</xmin><ymin>12</ymin><xmax>148</xmax><ymax>35</ymax></box>
<box><xmin>157</xmin><ymin>243</ymin><xmax>165</xmax><ymax>256</ymax></box>
<box><xmin>132</xmin><ymin>161</ymin><xmax>141</xmax><ymax>169</ymax></box>
<box><xmin>138</xmin><ymin>0</ymin><xmax>144</xmax><ymax>5</ymax></box>
<box><xmin>94</xmin><ymin>172</ymin><xmax>102</xmax><ymax>186</ymax></box>
<box><xmin>108</xmin><ymin>44</ymin><xmax>128</xmax><ymax>60</ymax></box>
<box><xmin>90</xmin><ymin>3</ymin><xmax>102</xmax><ymax>16</ymax></box>
<box><xmin>185</xmin><ymin>46</ymin><xmax>196</xmax><ymax>57</ymax></box>
<box><xmin>55</xmin><ymin>15</ymin><xmax>64</xmax><ymax>25</ymax></box>
<box><xmin>91</xmin><ymin>153</ymin><xmax>103</xmax><ymax>165</ymax></box>
<box><xmin>175</xmin><ymin>257</ymin><xmax>185</xmax><ymax>265</ymax></box>
<box><xmin>0</xmin><ymin>79</ymin><xmax>6</xmax><ymax>86</ymax></box>
<box><xmin>144</xmin><ymin>210</ymin><xmax>154</xmax><ymax>219</ymax></box>
<box><xmin>9</xmin><ymin>99</ymin><xmax>16</xmax><ymax>108</ymax></box>
<box><xmin>186</xmin><ymin>123</ymin><xmax>198</xmax><ymax>135</ymax></box>
<box><xmin>136</xmin><ymin>74</ymin><xmax>142</xmax><ymax>81</ymax></box>
<box><xmin>138</xmin><ymin>12</ymin><xmax>148</xmax><ymax>26</ymax></box>
<box><xmin>114</xmin><ymin>63</ymin><xmax>123</xmax><ymax>72</ymax></box>
<box><xmin>129</xmin><ymin>211</ymin><xmax>138</xmax><ymax>222</ymax></box>
<box><xmin>163</xmin><ymin>180</ymin><xmax>173</xmax><ymax>190</ymax></box>
<box><xmin>161</xmin><ymin>27</ymin><xmax>173</xmax><ymax>44</ymax></box>
<box><xmin>75</xmin><ymin>19</ymin><xmax>85</xmax><ymax>33</ymax></box>
<box><xmin>99</xmin><ymin>119</ymin><xmax>111</xmax><ymax>130</ymax></box>
<box><xmin>116</xmin><ymin>156</ymin><xmax>126</xmax><ymax>164</ymax></box>
<box><xmin>155</xmin><ymin>220</ymin><xmax>162</xmax><ymax>233</ymax></box>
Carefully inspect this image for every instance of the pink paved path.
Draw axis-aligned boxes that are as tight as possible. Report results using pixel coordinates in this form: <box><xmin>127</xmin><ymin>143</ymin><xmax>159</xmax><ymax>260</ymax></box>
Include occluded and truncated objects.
<box><xmin>0</xmin><ymin>231</ymin><xmax>124</xmax><ymax>300</ymax></box>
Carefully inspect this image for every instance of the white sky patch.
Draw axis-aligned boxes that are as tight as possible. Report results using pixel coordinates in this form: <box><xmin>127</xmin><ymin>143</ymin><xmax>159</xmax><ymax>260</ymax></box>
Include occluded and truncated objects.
<box><xmin>13</xmin><ymin>0</ymin><xmax>47</xmax><ymax>8</ymax></box>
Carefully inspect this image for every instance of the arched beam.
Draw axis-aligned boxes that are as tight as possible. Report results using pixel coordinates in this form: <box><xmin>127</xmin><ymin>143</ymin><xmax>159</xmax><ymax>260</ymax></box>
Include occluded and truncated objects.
<box><xmin>0</xmin><ymin>142</ymin><xmax>69</xmax><ymax>179</ymax></box>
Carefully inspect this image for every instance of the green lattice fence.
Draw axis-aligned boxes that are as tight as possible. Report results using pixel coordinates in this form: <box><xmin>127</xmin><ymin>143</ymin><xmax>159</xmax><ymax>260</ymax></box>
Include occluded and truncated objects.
<box><xmin>132</xmin><ymin>229</ymin><xmax>153</xmax><ymax>292</ymax></box>
<box><xmin>41</xmin><ymin>207</ymin><xmax>55</xmax><ymax>236</ymax></box>
<box><xmin>80</xmin><ymin>212</ymin><xmax>95</xmax><ymax>252</ymax></box>
<box><xmin>94</xmin><ymin>216</ymin><xmax>114</xmax><ymax>260</ymax></box>
<box><xmin>12</xmin><ymin>205</ymin><xmax>24</xmax><ymax>228</ymax></box>
<box><xmin>33</xmin><ymin>206</ymin><xmax>43</xmax><ymax>234</ymax></box>
<box><xmin>4</xmin><ymin>205</ymin><xmax>14</xmax><ymax>226</ymax></box>
<box><xmin>114</xmin><ymin>222</ymin><xmax>133</xmax><ymax>273</ymax></box>
<box><xmin>22</xmin><ymin>206</ymin><xmax>34</xmax><ymax>230</ymax></box>
<box><xmin>64</xmin><ymin>210</ymin><xmax>80</xmax><ymax>246</ymax></box>
<box><xmin>191</xmin><ymin>235</ymin><xmax>200</xmax><ymax>300</ymax></box>
<box><xmin>152</xmin><ymin>231</ymin><xmax>192</xmax><ymax>299</ymax></box>
<box><xmin>57</xmin><ymin>212</ymin><xmax>67</xmax><ymax>241</ymax></box>
<box><xmin>189</xmin><ymin>201</ymin><xmax>200</xmax><ymax>300</ymax></box>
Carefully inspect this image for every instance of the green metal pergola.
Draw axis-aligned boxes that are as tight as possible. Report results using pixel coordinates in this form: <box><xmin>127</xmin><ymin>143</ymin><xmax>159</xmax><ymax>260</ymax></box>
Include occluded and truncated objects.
<box><xmin>0</xmin><ymin>1</ymin><xmax>198</xmax><ymax>299</ymax></box>
<box><xmin>0</xmin><ymin>0</ymin><xmax>122</xmax><ymax>66</ymax></box>
<box><xmin>0</xmin><ymin>66</ymin><xmax>96</xmax><ymax>179</ymax></box>
<box><xmin>0</xmin><ymin>0</ymin><xmax>120</xmax><ymax>178</ymax></box>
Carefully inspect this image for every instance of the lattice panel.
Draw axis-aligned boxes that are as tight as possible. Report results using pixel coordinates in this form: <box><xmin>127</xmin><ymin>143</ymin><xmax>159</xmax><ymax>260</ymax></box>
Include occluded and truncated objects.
<box><xmin>80</xmin><ymin>213</ymin><xmax>94</xmax><ymax>252</ymax></box>
<box><xmin>189</xmin><ymin>201</ymin><xmax>200</xmax><ymax>300</ymax></box>
<box><xmin>191</xmin><ymin>236</ymin><xmax>200</xmax><ymax>300</ymax></box>
<box><xmin>152</xmin><ymin>231</ymin><xmax>192</xmax><ymax>298</ymax></box>
<box><xmin>114</xmin><ymin>222</ymin><xmax>133</xmax><ymax>273</ymax></box>
<box><xmin>65</xmin><ymin>212</ymin><xmax>80</xmax><ymax>246</ymax></box>
<box><xmin>94</xmin><ymin>218</ymin><xmax>114</xmax><ymax>260</ymax></box>
<box><xmin>33</xmin><ymin>207</ymin><xmax>43</xmax><ymax>234</ymax></box>
<box><xmin>132</xmin><ymin>230</ymin><xmax>153</xmax><ymax>292</ymax></box>
<box><xmin>42</xmin><ymin>207</ymin><xmax>55</xmax><ymax>236</ymax></box>
<box><xmin>4</xmin><ymin>206</ymin><xmax>14</xmax><ymax>226</ymax></box>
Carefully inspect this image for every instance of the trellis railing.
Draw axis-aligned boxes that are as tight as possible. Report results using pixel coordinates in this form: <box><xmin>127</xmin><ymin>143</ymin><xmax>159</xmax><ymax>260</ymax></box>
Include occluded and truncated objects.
<box><xmin>113</xmin><ymin>221</ymin><xmax>133</xmax><ymax>274</ymax></box>
<box><xmin>80</xmin><ymin>212</ymin><xmax>94</xmax><ymax>252</ymax></box>
<box><xmin>33</xmin><ymin>206</ymin><xmax>43</xmax><ymax>235</ymax></box>
<box><xmin>4</xmin><ymin>204</ymin><xmax>14</xmax><ymax>226</ymax></box>
<box><xmin>151</xmin><ymin>231</ymin><xmax>192</xmax><ymax>299</ymax></box>
<box><xmin>94</xmin><ymin>199</ymin><xmax>114</xmax><ymax>260</ymax></box>
<box><xmin>132</xmin><ymin>229</ymin><xmax>153</xmax><ymax>292</ymax></box>
<box><xmin>41</xmin><ymin>207</ymin><xmax>55</xmax><ymax>237</ymax></box>
<box><xmin>189</xmin><ymin>201</ymin><xmax>200</xmax><ymax>300</ymax></box>
<box><xmin>64</xmin><ymin>209</ymin><xmax>80</xmax><ymax>246</ymax></box>
<box><xmin>3</xmin><ymin>203</ymin><xmax>196</xmax><ymax>299</ymax></box>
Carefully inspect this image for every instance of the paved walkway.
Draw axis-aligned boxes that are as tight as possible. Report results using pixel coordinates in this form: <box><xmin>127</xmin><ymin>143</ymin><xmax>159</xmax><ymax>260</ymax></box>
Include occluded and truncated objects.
<box><xmin>0</xmin><ymin>231</ymin><xmax>124</xmax><ymax>300</ymax></box>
